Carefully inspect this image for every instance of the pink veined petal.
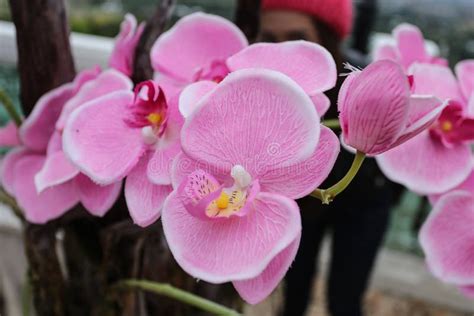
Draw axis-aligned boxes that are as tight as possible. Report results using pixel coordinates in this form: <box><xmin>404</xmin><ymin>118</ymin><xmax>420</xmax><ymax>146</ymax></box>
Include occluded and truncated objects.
<box><xmin>56</xmin><ymin>69</ymin><xmax>133</xmax><ymax>131</ymax></box>
<box><xmin>109</xmin><ymin>14</ymin><xmax>145</xmax><ymax>77</ymax></box>
<box><xmin>468</xmin><ymin>95</ymin><xmax>474</xmax><ymax>117</ymax></box>
<box><xmin>182</xmin><ymin>68</ymin><xmax>320</xmax><ymax>178</ymax></box>
<box><xmin>455</xmin><ymin>60</ymin><xmax>474</xmax><ymax>101</ymax></box>
<box><xmin>0</xmin><ymin>147</ymin><xmax>31</xmax><ymax>196</ymax></box>
<box><xmin>150</xmin><ymin>12</ymin><xmax>248</xmax><ymax>83</ymax></box>
<box><xmin>259</xmin><ymin>126</ymin><xmax>340</xmax><ymax>199</ymax></box>
<box><xmin>373</xmin><ymin>44</ymin><xmax>399</xmax><ymax>62</ymax></box>
<box><xmin>419</xmin><ymin>191</ymin><xmax>474</xmax><ymax>285</ymax></box>
<box><xmin>14</xmin><ymin>154</ymin><xmax>79</xmax><ymax>224</ymax></box>
<box><xmin>337</xmin><ymin>70</ymin><xmax>360</xmax><ymax>113</ymax></box>
<box><xmin>162</xmin><ymin>191</ymin><xmax>301</xmax><ymax>283</ymax></box>
<box><xmin>410</xmin><ymin>63</ymin><xmax>463</xmax><ymax>104</ymax></box>
<box><xmin>46</xmin><ymin>130</ymin><xmax>63</xmax><ymax>154</ymax></box>
<box><xmin>20</xmin><ymin>82</ymin><xmax>75</xmax><ymax>151</ymax></box>
<box><xmin>63</xmin><ymin>91</ymin><xmax>146</xmax><ymax>185</ymax></box>
<box><xmin>0</xmin><ymin>122</ymin><xmax>20</xmax><ymax>147</ymax></box>
<box><xmin>390</xmin><ymin>95</ymin><xmax>445</xmax><ymax>147</ymax></box>
<box><xmin>233</xmin><ymin>232</ymin><xmax>301</xmax><ymax>305</ymax></box>
<box><xmin>394</xmin><ymin>23</ymin><xmax>428</xmax><ymax>68</ymax></box>
<box><xmin>19</xmin><ymin>67</ymin><xmax>100</xmax><ymax>151</ymax></box>
<box><xmin>170</xmin><ymin>151</ymin><xmax>228</xmax><ymax>189</ymax></box>
<box><xmin>75</xmin><ymin>174</ymin><xmax>122</xmax><ymax>217</ymax></box>
<box><xmin>459</xmin><ymin>285</ymin><xmax>474</xmax><ymax>299</ymax></box>
<box><xmin>227</xmin><ymin>41</ymin><xmax>337</xmax><ymax>95</ymax></box>
<box><xmin>429</xmin><ymin>170</ymin><xmax>474</xmax><ymax>205</ymax></box>
<box><xmin>340</xmin><ymin>60</ymin><xmax>410</xmax><ymax>155</ymax></box>
<box><xmin>376</xmin><ymin>131</ymin><xmax>474</xmax><ymax>195</ymax></box>
<box><xmin>179</xmin><ymin>80</ymin><xmax>218</xmax><ymax>118</ymax></box>
<box><xmin>311</xmin><ymin>93</ymin><xmax>331</xmax><ymax>117</ymax></box>
<box><xmin>147</xmin><ymin>141</ymin><xmax>181</xmax><ymax>185</ymax></box>
<box><xmin>34</xmin><ymin>150</ymin><xmax>80</xmax><ymax>193</ymax></box>
<box><xmin>125</xmin><ymin>154</ymin><xmax>172</xmax><ymax>227</ymax></box>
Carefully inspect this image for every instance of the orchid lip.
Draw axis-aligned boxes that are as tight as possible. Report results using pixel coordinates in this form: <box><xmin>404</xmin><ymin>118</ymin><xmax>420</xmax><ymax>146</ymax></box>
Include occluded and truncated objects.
<box><xmin>124</xmin><ymin>80</ymin><xmax>169</xmax><ymax>144</ymax></box>
<box><xmin>180</xmin><ymin>166</ymin><xmax>259</xmax><ymax>220</ymax></box>
<box><xmin>192</xmin><ymin>59</ymin><xmax>230</xmax><ymax>83</ymax></box>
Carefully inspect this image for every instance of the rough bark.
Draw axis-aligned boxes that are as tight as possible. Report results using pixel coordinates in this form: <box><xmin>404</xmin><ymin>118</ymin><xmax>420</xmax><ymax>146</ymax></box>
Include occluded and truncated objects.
<box><xmin>8</xmin><ymin>0</ymin><xmax>76</xmax><ymax>114</ymax></box>
<box><xmin>131</xmin><ymin>0</ymin><xmax>176</xmax><ymax>84</ymax></box>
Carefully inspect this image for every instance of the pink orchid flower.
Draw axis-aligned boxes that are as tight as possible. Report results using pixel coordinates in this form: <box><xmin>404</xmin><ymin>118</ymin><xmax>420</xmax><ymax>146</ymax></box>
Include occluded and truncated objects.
<box><xmin>419</xmin><ymin>190</ymin><xmax>474</xmax><ymax>299</ymax></box>
<box><xmin>109</xmin><ymin>14</ymin><xmax>145</xmax><ymax>77</ymax></box>
<box><xmin>63</xmin><ymin>80</ymin><xmax>181</xmax><ymax>227</ymax></box>
<box><xmin>0</xmin><ymin>122</ymin><xmax>21</xmax><ymax>147</ymax></box>
<box><xmin>151</xmin><ymin>12</ymin><xmax>337</xmax><ymax>117</ymax></box>
<box><xmin>162</xmin><ymin>68</ymin><xmax>340</xmax><ymax>304</ymax></box>
<box><xmin>338</xmin><ymin>60</ymin><xmax>444</xmax><ymax>156</ymax></box>
<box><xmin>376</xmin><ymin>62</ymin><xmax>474</xmax><ymax>195</ymax></box>
<box><xmin>374</xmin><ymin>23</ymin><xmax>448</xmax><ymax>70</ymax></box>
<box><xmin>150</xmin><ymin>12</ymin><xmax>248</xmax><ymax>99</ymax></box>
<box><xmin>0</xmin><ymin>68</ymin><xmax>125</xmax><ymax>223</ymax></box>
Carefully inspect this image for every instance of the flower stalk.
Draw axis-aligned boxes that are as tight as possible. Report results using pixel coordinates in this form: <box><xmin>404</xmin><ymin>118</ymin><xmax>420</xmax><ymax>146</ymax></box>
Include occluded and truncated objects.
<box><xmin>312</xmin><ymin>151</ymin><xmax>366</xmax><ymax>204</ymax></box>
<box><xmin>0</xmin><ymin>89</ymin><xmax>23</xmax><ymax>127</ymax></box>
<box><xmin>0</xmin><ymin>186</ymin><xmax>25</xmax><ymax>222</ymax></box>
<box><xmin>114</xmin><ymin>279</ymin><xmax>241</xmax><ymax>316</ymax></box>
<box><xmin>321</xmin><ymin>118</ymin><xmax>340</xmax><ymax>129</ymax></box>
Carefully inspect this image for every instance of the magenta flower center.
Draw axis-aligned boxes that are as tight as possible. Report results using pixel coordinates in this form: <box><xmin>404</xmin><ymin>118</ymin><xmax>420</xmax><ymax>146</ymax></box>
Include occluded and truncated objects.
<box><xmin>181</xmin><ymin>166</ymin><xmax>257</xmax><ymax>219</ymax></box>
<box><xmin>125</xmin><ymin>80</ymin><xmax>169</xmax><ymax>144</ymax></box>
<box><xmin>192</xmin><ymin>59</ymin><xmax>230</xmax><ymax>83</ymax></box>
<box><xmin>429</xmin><ymin>102</ymin><xmax>474</xmax><ymax>147</ymax></box>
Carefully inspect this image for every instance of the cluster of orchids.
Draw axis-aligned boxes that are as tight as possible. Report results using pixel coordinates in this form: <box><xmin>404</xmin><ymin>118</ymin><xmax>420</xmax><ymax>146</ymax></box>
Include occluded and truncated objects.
<box><xmin>0</xmin><ymin>13</ymin><xmax>472</xmax><ymax>303</ymax></box>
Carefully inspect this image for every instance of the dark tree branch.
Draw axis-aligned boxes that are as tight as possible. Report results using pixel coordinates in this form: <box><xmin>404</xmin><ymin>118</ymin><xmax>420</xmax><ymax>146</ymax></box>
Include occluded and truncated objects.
<box><xmin>8</xmin><ymin>0</ymin><xmax>76</xmax><ymax>115</ymax></box>
<box><xmin>131</xmin><ymin>0</ymin><xmax>176</xmax><ymax>84</ymax></box>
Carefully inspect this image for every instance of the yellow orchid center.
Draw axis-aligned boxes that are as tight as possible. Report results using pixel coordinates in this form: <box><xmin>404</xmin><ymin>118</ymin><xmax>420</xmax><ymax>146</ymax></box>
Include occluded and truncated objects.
<box><xmin>441</xmin><ymin>121</ymin><xmax>453</xmax><ymax>132</ymax></box>
<box><xmin>147</xmin><ymin>113</ymin><xmax>162</xmax><ymax>125</ymax></box>
<box><xmin>216</xmin><ymin>191</ymin><xmax>230</xmax><ymax>209</ymax></box>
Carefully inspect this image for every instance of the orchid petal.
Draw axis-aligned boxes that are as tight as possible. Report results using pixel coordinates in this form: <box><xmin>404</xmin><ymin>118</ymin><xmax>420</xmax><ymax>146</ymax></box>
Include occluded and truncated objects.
<box><xmin>410</xmin><ymin>63</ymin><xmax>463</xmax><ymax>104</ymax></box>
<box><xmin>233</xmin><ymin>232</ymin><xmax>301</xmax><ymax>305</ymax></box>
<box><xmin>394</xmin><ymin>23</ymin><xmax>428</xmax><ymax>68</ymax></box>
<box><xmin>429</xmin><ymin>170</ymin><xmax>474</xmax><ymax>205</ymax></box>
<box><xmin>162</xmin><ymin>191</ymin><xmax>301</xmax><ymax>283</ymax></box>
<box><xmin>0</xmin><ymin>122</ymin><xmax>20</xmax><ymax>147</ymax></box>
<box><xmin>14</xmin><ymin>154</ymin><xmax>79</xmax><ymax>224</ymax></box>
<box><xmin>35</xmin><ymin>150</ymin><xmax>80</xmax><ymax>193</ymax></box>
<box><xmin>109</xmin><ymin>14</ymin><xmax>145</xmax><ymax>77</ymax></box>
<box><xmin>125</xmin><ymin>153</ymin><xmax>172</xmax><ymax>227</ymax></box>
<box><xmin>181</xmin><ymin>69</ymin><xmax>320</xmax><ymax>178</ymax></box>
<box><xmin>63</xmin><ymin>91</ymin><xmax>146</xmax><ymax>185</ymax></box>
<box><xmin>76</xmin><ymin>174</ymin><xmax>122</xmax><ymax>217</ymax></box>
<box><xmin>227</xmin><ymin>41</ymin><xmax>337</xmax><ymax>94</ymax></box>
<box><xmin>377</xmin><ymin>131</ymin><xmax>473</xmax><ymax>194</ymax></box>
<box><xmin>150</xmin><ymin>12</ymin><xmax>248</xmax><ymax>83</ymax></box>
<box><xmin>419</xmin><ymin>192</ymin><xmax>474</xmax><ymax>285</ymax></box>
<box><xmin>56</xmin><ymin>69</ymin><xmax>133</xmax><ymax>131</ymax></box>
<box><xmin>259</xmin><ymin>126</ymin><xmax>340</xmax><ymax>199</ymax></box>
<box><xmin>0</xmin><ymin>147</ymin><xmax>31</xmax><ymax>196</ymax></box>
<box><xmin>19</xmin><ymin>67</ymin><xmax>99</xmax><ymax>151</ymax></box>
<box><xmin>179</xmin><ymin>80</ymin><xmax>217</xmax><ymax>118</ymax></box>
<box><xmin>455</xmin><ymin>60</ymin><xmax>474</xmax><ymax>101</ymax></box>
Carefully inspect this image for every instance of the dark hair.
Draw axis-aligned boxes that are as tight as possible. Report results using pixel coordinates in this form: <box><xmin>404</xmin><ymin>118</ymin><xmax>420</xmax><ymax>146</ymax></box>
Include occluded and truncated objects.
<box><xmin>312</xmin><ymin>18</ymin><xmax>344</xmax><ymax>119</ymax></box>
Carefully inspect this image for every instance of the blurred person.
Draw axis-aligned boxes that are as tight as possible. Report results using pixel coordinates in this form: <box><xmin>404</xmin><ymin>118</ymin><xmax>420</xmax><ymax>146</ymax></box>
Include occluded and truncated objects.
<box><xmin>256</xmin><ymin>1</ymin><xmax>394</xmax><ymax>316</ymax></box>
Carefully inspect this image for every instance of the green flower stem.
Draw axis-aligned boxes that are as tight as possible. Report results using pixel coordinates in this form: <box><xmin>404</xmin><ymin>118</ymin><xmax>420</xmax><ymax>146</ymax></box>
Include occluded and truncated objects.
<box><xmin>312</xmin><ymin>151</ymin><xmax>366</xmax><ymax>204</ymax></box>
<box><xmin>321</xmin><ymin>118</ymin><xmax>340</xmax><ymax>129</ymax></box>
<box><xmin>0</xmin><ymin>186</ymin><xmax>25</xmax><ymax>222</ymax></box>
<box><xmin>0</xmin><ymin>88</ymin><xmax>23</xmax><ymax>127</ymax></box>
<box><xmin>115</xmin><ymin>279</ymin><xmax>241</xmax><ymax>316</ymax></box>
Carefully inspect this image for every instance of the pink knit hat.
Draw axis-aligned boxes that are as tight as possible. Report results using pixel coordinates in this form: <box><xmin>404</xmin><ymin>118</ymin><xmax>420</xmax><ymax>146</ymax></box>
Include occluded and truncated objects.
<box><xmin>261</xmin><ymin>0</ymin><xmax>353</xmax><ymax>39</ymax></box>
